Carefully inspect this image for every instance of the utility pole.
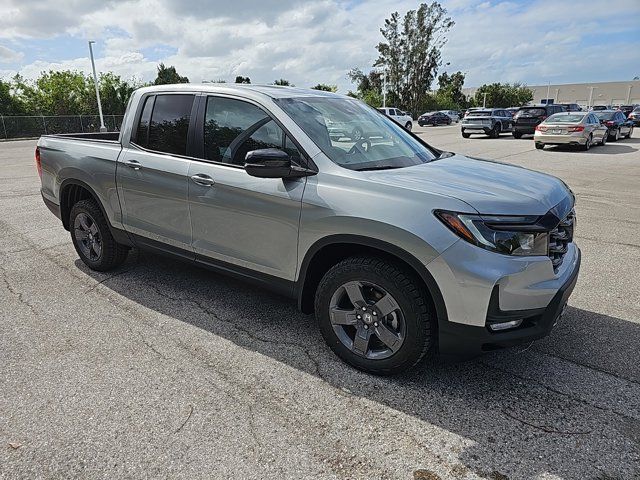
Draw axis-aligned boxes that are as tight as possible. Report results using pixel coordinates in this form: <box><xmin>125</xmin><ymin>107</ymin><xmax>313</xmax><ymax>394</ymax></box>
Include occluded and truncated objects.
<box><xmin>588</xmin><ymin>86</ymin><xmax>595</xmax><ymax>108</ymax></box>
<box><xmin>88</xmin><ymin>41</ymin><xmax>106</xmax><ymax>132</ymax></box>
<box><xmin>482</xmin><ymin>92</ymin><xmax>487</xmax><ymax>108</ymax></box>
<box><xmin>382</xmin><ymin>69</ymin><xmax>387</xmax><ymax>109</ymax></box>
<box><xmin>546</xmin><ymin>81</ymin><xmax>551</xmax><ymax>103</ymax></box>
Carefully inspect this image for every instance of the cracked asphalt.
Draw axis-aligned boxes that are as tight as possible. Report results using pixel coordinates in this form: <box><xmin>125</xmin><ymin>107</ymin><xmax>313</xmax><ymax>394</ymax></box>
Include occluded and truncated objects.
<box><xmin>1</xmin><ymin>127</ymin><xmax>639</xmax><ymax>479</ymax></box>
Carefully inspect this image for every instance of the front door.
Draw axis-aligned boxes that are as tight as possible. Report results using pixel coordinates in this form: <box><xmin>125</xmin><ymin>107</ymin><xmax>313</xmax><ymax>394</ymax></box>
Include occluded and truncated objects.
<box><xmin>187</xmin><ymin>95</ymin><xmax>306</xmax><ymax>282</ymax></box>
<box><xmin>117</xmin><ymin>93</ymin><xmax>197</xmax><ymax>256</ymax></box>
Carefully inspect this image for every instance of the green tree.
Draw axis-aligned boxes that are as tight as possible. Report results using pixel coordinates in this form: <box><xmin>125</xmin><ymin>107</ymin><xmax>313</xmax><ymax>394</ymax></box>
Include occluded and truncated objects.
<box><xmin>437</xmin><ymin>71</ymin><xmax>466</xmax><ymax>108</ymax></box>
<box><xmin>98</xmin><ymin>73</ymin><xmax>142</xmax><ymax>115</ymax></box>
<box><xmin>346</xmin><ymin>68</ymin><xmax>384</xmax><ymax>107</ymax></box>
<box><xmin>376</xmin><ymin>2</ymin><xmax>454</xmax><ymax>117</ymax></box>
<box><xmin>153</xmin><ymin>63</ymin><xmax>189</xmax><ymax>85</ymax></box>
<box><xmin>235</xmin><ymin>76</ymin><xmax>251</xmax><ymax>84</ymax></box>
<box><xmin>310</xmin><ymin>84</ymin><xmax>337</xmax><ymax>92</ymax></box>
<box><xmin>273</xmin><ymin>78</ymin><xmax>294</xmax><ymax>86</ymax></box>
<box><xmin>0</xmin><ymin>78</ymin><xmax>26</xmax><ymax>115</ymax></box>
<box><xmin>473</xmin><ymin>83</ymin><xmax>533</xmax><ymax>108</ymax></box>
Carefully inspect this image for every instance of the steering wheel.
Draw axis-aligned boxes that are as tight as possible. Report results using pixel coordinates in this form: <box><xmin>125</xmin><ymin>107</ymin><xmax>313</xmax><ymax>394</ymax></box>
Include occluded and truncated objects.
<box><xmin>348</xmin><ymin>139</ymin><xmax>371</xmax><ymax>155</ymax></box>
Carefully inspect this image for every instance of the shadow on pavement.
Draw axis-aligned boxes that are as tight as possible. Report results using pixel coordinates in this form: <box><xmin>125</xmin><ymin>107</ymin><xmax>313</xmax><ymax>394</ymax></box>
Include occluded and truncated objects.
<box><xmin>75</xmin><ymin>251</ymin><xmax>640</xmax><ymax>479</ymax></box>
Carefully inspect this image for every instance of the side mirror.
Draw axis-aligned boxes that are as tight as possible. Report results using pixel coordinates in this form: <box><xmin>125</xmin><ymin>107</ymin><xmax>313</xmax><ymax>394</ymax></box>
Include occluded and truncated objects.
<box><xmin>244</xmin><ymin>148</ymin><xmax>292</xmax><ymax>178</ymax></box>
<box><xmin>244</xmin><ymin>148</ymin><xmax>316</xmax><ymax>179</ymax></box>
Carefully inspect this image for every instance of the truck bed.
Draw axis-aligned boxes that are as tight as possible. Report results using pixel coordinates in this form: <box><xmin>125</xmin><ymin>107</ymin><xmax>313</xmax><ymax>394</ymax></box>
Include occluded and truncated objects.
<box><xmin>42</xmin><ymin>131</ymin><xmax>121</xmax><ymax>143</ymax></box>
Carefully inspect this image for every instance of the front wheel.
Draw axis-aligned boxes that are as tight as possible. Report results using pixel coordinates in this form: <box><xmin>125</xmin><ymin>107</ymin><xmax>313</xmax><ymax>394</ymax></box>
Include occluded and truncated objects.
<box><xmin>350</xmin><ymin>127</ymin><xmax>363</xmax><ymax>141</ymax></box>
<box><xmin>609</xmin><ymin>128</ymin><xmax>620</xmax><ymax>142</ymax></box>
<box><xmin>70</xmin><ymin>199</ymin><xmax>129</xmax><ymax>271</ymax></box>
<box><xmin>315</xmin><ymin>256</ymin><xmax>433</xmax><ymax>375</ymax></box>
<box><xmin>405</xmin><ymin>122</ymin><xmax>412</xmax><ymax>131</ymax></box>
<box><xmin>535</xmin><ymin>142</ymin><xmax>544</xmax><ymax>150</ymax></box>
<box><xmin>462</xmin><ymin>131</ymin><xmax>471</xmax><ymax>138</ymax></box>
<box><xmin>626</xmin><ymin>126</ymin><xmax>634</xmax><ymax>138</ymax></box>
<box><xmin>513</xmin><ymin>132</ymin><xmax>522</xmax><ymax>139</ymax></box>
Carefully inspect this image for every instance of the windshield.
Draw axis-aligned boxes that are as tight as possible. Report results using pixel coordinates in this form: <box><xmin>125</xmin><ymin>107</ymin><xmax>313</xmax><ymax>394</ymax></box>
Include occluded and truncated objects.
<box><xmin>544</xmin><ymin>113</ymin><xmax>585</xmax><ymax>124</ymax></box>
<box><xmin>275</xmin><ymin>96</ymin><xmax>436</xmax><ymax>171</ymax></box>
<box><xmin>515</xmin><ymin>108</ymin><xmax>546</xmax><ymax>118</ymax></box>
<box><xmin>594</xmin><ymin>112</ymin><xmax>614</xmax><ymax>120</ymax></box>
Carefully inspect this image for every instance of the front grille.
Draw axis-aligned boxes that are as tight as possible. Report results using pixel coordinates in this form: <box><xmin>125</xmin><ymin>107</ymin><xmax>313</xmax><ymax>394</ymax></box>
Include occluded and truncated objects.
<box><xmin>549</xmin><ymin>209</ymin><xmax>575</xmax><ymax>271</ymax></box>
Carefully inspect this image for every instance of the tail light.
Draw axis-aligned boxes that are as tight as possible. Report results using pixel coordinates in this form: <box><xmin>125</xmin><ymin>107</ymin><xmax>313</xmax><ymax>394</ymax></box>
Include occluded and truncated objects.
<box><xmin>35</xmin><ymin>147</ymin><xmax>42</xmax><ymax>178</ymax></box>
<box><xmin>567</xmin><ymin>126</ymin><xmax>585</xmax><ymax>132</ymax></box>
<box><xmin>535</xmin><ymin>125</ymin><xmax>547</xmax><ymax>132</ymax></box>
<box><xmin>605</xmin><ymin>121</ymin><xmax>614</xmax><ymax>126</ymax></box>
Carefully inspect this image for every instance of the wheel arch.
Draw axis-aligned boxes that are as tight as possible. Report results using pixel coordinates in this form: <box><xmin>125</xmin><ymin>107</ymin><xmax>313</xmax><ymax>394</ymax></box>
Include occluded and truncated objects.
<box><xmin>59</xmin><ymin>179</ymin><xmax>133</xmax><ymax>246</ymax></box>
<box><xmin>296</xmin><ymin>235</ymin><xmax>448</xmax><ymax>328</ymax></box>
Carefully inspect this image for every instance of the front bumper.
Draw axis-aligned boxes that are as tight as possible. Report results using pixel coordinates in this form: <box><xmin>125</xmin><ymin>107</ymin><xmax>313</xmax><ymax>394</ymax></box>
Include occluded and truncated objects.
<box><xmin>427</xmin><ymin>236</ymin><xmax>581</xmax><ymax>359</ymax></box>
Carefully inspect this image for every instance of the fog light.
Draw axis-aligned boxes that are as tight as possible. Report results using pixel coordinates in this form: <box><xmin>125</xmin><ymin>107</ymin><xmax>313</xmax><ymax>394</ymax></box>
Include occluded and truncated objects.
<box><xmin>488</xmin><ymin>319</ymin><xmax>523</xmax><ymax>331</ymax></box>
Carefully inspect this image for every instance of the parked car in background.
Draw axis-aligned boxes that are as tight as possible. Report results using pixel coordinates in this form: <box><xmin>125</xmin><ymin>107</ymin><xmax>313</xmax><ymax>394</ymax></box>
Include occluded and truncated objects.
<box><xmin>590</xmin><ymin>105</ymin><xmax>611</xmax><ymax>111</ymax></box>
<box><xmin>534</xmin><ymin>112</ymin><xmax>608</xmax><ymax>151</ymax></box>
<box><xmin>460</xmin><ymin>109</ymin><xmax>514</xmax><ymax>138</ymax></box>
<box><xmin>506</xmin><ymin>107</ymin><xmax>520</xmax><ymax>117</ymax></box>
<box><xmin>36</xmin><ymin>84</ymin><xmax>581</xmax><ymax>374</ymax></box>
<box><xmin>418</xmin><ymin>111</ymin><xmax>452</xmax><ymax>126</ymax></box>
<box><xmin>628</xmin><ymin>106</ymin><xmax>640</xmax><ymax>126</ymax></box>
<box><xmin>618</xmin><ymin>105</ymin><xmax>637</xmax><ymax>118</ymax></box>
<box><xmin>512</xmin><ymin>104</ymin><xmax>565</xmax><ymax>138</ymax></box>
<box><xmin>557</xmin><ymin>103</ymin><xmax>582</xmax><ymax>112</ymax></box>
<box><xmin>378</xmin><ymin>107</ymin><xmax>413</xmax><ymax>131</ymax></box>
<box><xmin>593</xmin><ymin>110</ymin><xmax>635</xmax><ymax>141</ymax></box>
<box><xmin>463</xmin><ymin>107</ymin><xmax>482</xmax><ymax>118</ymax></box>
<box><xmin>440</xmin><ymin>110</ymin><xmax>460</xmax><ymax>122</ymax></box>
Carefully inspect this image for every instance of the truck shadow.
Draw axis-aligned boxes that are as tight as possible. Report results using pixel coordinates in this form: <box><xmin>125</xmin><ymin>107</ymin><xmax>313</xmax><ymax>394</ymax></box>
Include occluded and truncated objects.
<box><xmin>75</xmin><ymin>251</ymin><xmax>640</xmax><ymax>479</ymax></box>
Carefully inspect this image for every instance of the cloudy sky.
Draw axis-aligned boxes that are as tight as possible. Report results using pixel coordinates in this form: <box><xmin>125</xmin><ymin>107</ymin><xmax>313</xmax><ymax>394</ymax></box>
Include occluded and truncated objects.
<box><xmin>1</xmin><ymin>0</ymin><xmax>639</xmax><ymax>91</ymax></box>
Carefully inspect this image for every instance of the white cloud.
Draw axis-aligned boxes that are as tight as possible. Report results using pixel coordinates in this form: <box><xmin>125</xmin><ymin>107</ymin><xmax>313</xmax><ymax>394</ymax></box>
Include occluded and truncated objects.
<box><xmin>0</xmin><ymin>45</ymin><xmax>24</xmax><ymax>63</ymax></box>
<box><xmin>0</xmin><ymin>0</ymin><xmax>638</xmax><ymax>91</ymax></box>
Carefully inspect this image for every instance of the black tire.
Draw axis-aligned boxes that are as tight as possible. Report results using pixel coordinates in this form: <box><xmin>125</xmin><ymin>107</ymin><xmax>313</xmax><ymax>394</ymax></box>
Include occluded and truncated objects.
<box><xmin>582</xmin><ymin>134</ymin><xmax>592</xmax><ymax>151</ymax></box>
<box><xmin>513</xmin><ymin>132</ymin><xmax>522</xmax><ymax>139</ymax></box>
<box><xmin>600</xmin><ymin>132</ymin><xmax>607</xmax><ymax>146</ymax></box>
<box><xmin>535</xmin><ymin>142</ymin><xmax>544</xmax><ymax>150</ymax></box>
<box><xmin>315</xmin><ymin>256</ymin><xmax>433</xmax><ymax>375</ymax></box>
<box><xmin>490</xmin><ymin>123</ymin><xmax>501</xmax><ymax>138</ymax></box>
<box><xmin>405</xmin><ymin>122</ymin><xmax>412</xmax><ymax>131</ymax></box>
<box><xmin>70</xmin><ymin>199</ymin><xmax>129</xmax><ymax>271</ymax></box>
<box><xmin>609</xmin><ymin>128</ymin><xmax>620</xmax><ymax>142</ymax></box>
<box><xmin>462</xmin><ymin>131</ymin><xmax>471</xmax><ymax>138</ymax></box>
<box><xmin>626</xmin><ymin>126</ymin><xmax>633</xmax><ymax>139</ymax></box>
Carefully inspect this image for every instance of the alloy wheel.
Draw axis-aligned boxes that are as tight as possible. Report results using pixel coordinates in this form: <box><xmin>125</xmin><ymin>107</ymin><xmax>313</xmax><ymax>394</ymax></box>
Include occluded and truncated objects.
<box><xmin>74</xmin><ymin>212</ymin><xmax>102</xmax><ymax>261</ymax></box>
<box><xmin>329</xmin><ymin>280</ymin><xmax>405</xmax><ymax>360</ymax></box>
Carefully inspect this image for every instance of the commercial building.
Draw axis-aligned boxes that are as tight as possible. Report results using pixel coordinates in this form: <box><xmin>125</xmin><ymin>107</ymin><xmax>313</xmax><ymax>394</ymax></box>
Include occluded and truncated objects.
<box><xmin>463</xmin><ymin>80</ymin><xmax>640</xmax><ymax>108</ymax></box>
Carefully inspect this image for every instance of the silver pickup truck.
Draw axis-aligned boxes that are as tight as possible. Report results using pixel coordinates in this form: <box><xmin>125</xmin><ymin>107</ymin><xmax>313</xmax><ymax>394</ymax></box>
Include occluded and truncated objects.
<box><xmin>37</xmin><ymin>84</ymin><xmax>580</xmax><ymax>375</ymax></box>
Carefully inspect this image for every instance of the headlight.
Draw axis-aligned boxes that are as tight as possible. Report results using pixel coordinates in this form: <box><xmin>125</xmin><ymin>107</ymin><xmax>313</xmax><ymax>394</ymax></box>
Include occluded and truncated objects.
<box><xmin>435</xmin><ymin>210</ymin><xmax>549</xmax><ymax>256</ymax></box>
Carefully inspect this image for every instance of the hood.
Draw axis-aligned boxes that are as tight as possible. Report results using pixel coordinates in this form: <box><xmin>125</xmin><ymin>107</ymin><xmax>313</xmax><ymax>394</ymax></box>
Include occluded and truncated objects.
<box><xmin>367</xmin><ymin>154</ymin><xmax>571</xmax><ymax>216</ymax></box>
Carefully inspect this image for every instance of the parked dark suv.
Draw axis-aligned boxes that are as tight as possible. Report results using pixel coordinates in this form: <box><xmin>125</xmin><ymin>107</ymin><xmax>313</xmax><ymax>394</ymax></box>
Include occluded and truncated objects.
<box><xmin>460</xmin><ymin>109</ymin><xmax>514</xmax><ymax>138</ymax></box>
<box><xmin>513</xmin><ymin>105</ymin><xmax>565</xmax><ymax>138</ymax></box>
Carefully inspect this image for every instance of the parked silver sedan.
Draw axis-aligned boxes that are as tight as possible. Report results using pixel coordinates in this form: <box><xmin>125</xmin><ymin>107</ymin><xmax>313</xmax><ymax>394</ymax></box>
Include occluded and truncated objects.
<box><xmin>534</xmin><ymin>112</ymin><xmax>608</xmax><ymax>151</ymax></box>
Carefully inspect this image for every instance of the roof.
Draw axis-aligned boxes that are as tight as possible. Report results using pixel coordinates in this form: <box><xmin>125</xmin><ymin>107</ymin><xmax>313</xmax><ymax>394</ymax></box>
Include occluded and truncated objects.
<box><xmin>134</xmin><ymin>83</ymin><xmax>347</xmax><ymax>101</ymax></box>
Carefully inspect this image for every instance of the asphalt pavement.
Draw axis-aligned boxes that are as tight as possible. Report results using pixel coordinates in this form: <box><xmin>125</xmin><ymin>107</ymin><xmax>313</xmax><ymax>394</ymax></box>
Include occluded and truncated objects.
<box><xmin>1</xmin><ymin>128</ymin><xmax>639</xmax><ymax>479</ymax></box>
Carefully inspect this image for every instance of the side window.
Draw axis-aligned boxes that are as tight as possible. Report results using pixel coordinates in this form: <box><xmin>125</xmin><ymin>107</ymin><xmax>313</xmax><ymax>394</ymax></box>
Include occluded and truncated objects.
<box><xmin>147</xmin><ymin>94</ymin><xmax>195</xmax><ymax>155</ymax></box>
<box><xmin>133</xmin><ymin>95</ymin><xmax>154</xmax><ymax>147</ymax></box>
<box><xmin>204</xmin><ymin>96</ymin><xmax>301</xmax><ymax>167</ymax></box>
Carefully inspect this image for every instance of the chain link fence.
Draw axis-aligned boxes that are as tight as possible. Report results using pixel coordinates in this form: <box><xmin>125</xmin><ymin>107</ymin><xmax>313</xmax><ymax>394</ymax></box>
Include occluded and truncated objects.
<box><xmin>0</xmin><ymin>115</ymin><xmax>125</xmax><ymax>140</ymax></box>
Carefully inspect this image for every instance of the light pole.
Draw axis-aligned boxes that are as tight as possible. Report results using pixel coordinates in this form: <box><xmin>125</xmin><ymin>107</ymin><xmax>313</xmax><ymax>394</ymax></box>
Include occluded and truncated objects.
<box><xmin>88</xmin><ymin>41</ymin><xmax>106</xmax><ymax>132</ymax></box>
<box><xmin>382</xmin><ymin>69</ymin><xmax>387</xmax><ymax>109</ymax></box>
<box><xmin>482</xmin><ymin>92</ymin><xmax>487</xmax><ymax>108</ymax></box>
<box><xmin>588</xmin><ymin>86</ymin><xmax>596</xmax><ymax>108</ymax></box>
<box><xmin>546</xmin><ymin>81</ymin><xmax>551</xmax><ymax>103</ymax></box>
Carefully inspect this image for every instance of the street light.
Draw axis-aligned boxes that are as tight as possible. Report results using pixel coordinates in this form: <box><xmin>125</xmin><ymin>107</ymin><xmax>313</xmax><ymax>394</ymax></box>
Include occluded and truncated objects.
<box><xmin>88</xmin><ymin>41</ymin><xmax>106</xmax><ymax>132</ymax></box>
<box><xmin>482</xmin><ymin>92</ymin><xmax>487</xmax><ymax>108</ymax></box>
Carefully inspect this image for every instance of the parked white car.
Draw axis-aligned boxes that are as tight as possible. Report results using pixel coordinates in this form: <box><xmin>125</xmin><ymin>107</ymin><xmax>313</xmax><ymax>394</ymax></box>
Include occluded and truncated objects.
<box><xmin>440</xmin><ymin>110</ymin><xmax>460</xmax><ymax>122</ymax></box>
<box><xmin>378</xmin><ymin>107</ymin><xmax>413</xmax><ymax>131</ymax></box>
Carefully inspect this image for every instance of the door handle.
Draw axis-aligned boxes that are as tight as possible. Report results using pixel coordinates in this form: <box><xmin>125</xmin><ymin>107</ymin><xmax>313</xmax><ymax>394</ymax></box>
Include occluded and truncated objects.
<box><xmin>191</xmin><ymin>174</ymin><xmax>215</xmax><ymax>187</ymax></box>
<box><xmin>123</xmin><ymin>159</ymin><xmax>142</xmax><ymax>170</ymax></box>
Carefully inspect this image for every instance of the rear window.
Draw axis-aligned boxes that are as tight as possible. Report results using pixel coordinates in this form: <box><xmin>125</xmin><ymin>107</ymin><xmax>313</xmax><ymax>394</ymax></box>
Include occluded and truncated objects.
<box><xmin>515</xmin><ymin>108</ymin><xmax>546</xmax><ymax>118</ymax></box>
<box><xmin>544</xmin><ymin>113</ymin><xmax>585</xmax><ymax>123</ymax></box>
<box><xmin>594</xmin><ymin>112</ymin><xmax>614</xmax><ymax>120</ymax></box>
<box><xmin>468</xmin><ymin>111</ymin><xmax>492</xmax><ymax>116</ymax></box>
<box><xmin>146</xmin><ymin>94</ymin><xmax>195</xmax><ymax>156</ymax></box>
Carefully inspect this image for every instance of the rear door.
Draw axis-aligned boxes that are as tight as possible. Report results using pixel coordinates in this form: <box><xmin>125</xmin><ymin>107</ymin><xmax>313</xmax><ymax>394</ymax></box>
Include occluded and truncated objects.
<box><xmin>117</xmin><ymin>92</ymin><xmax>197</xmax><ymax>257</ymax></box>
<box><xmin>187</xmin><ymin>94</ymin><xmax>307</xmax><ymax>284</ymax></box>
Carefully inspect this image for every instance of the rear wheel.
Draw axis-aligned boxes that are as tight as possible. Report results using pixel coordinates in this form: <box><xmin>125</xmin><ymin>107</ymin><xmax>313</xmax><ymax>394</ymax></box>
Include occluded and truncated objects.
<box><xmin>405</xmin><ymin>122</ymin><xmax>412</xmax><ymax>131</ymax></box>
<box><xmin>582</xmin><ymin>134</ymin><xmax>592</xmax><ymax>151</ymax></box>
<box><xmin>315</xmin><ymin>256</ymin><xmax>433</xmax><ymax>375</ymax></box>
<box><xmin>626</xmin><ymin>126</ymin><xmax>634</xmax><ymax>138</ymax></box>
<box><xmin>350</xmin><ymin>127</ymin><xmax>363</xmax><ymax>141</ymax></box>
<box><xmin>461</xmin><ymin>131</ymin><xmax>471</xmax><ymax>138</ymax></box>
<box><xmin>610</xmin><ymin>128</ymin><xmax>620</xmax><ymax>142</ymax></box>
<box><xmin>70</xmin><ymin>199</ymin><xmax>129</xmax><ymax>271</ymax></box>
<box><xmin>535</xmin><ymin>142</ymin><xmax>544</xmax><ymax>150</ymax></box>
<box><xmin>513</xmin><ymin>131</ymin><xmax>522</xmax><ymax>139</ymax></box>
<box><xmin>490</xmin><ymin>123</ymin><xmax>501</xmax><ymax>138</ymax></box>
<box><xmin>600</xmin><ymin>131</ymin><xmax>608</xmax><ymax>146</ymax></box>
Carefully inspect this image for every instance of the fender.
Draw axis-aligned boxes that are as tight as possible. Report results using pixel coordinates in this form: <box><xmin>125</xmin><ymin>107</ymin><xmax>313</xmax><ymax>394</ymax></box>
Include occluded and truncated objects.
<box><xmin>295</xmin><ymin>234</ymin><xmax>448</xmax><ymax>326</ymax></box>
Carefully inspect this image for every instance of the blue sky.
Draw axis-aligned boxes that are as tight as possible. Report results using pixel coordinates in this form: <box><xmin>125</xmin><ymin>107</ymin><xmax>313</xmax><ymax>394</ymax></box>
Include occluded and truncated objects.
<box><xmin>1</xmin><ymin>0</ymin><xmax>639</xmax><ymax>91</ymax></box>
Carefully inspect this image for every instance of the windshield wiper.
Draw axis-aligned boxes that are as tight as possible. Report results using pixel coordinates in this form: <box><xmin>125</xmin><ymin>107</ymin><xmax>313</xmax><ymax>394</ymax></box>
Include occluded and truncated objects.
<box><xmin>437</xmin><ymin>151</ymin><xmax>454</xmax><ymax>159</ymax></box>
<box><xmin>355</xmin><ymin>165</ymin><xmax>403</xmax><ymax>171</ymax></box>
